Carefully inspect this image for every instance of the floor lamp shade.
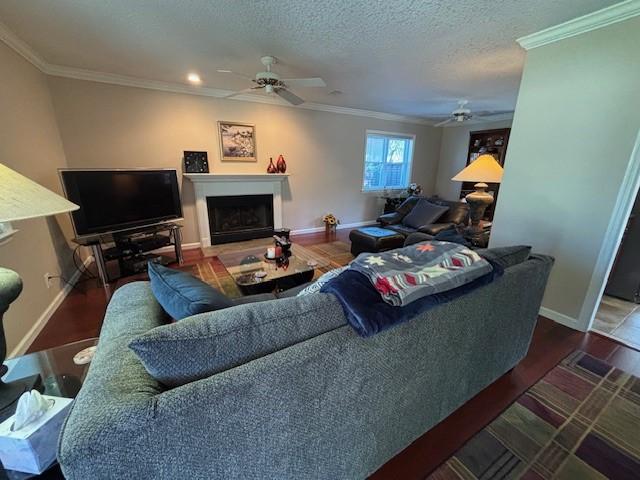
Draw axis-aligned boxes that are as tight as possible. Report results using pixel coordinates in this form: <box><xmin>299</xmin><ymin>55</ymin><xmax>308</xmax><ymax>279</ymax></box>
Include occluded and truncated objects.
<box><xmin>451</xmin><ymin>154</ymin><xmax>504</xmax><ymax>184</ymax></box>
<box><xmin>0</xmin><ymin>163</ymin><xmax>79</xmax><ymax>223</ymax></box>
<box><xmin>452</xmin><ymin>155</ymin><xmax>504</xmax><ymax>232</ymax></box>
<box><xmin>0</xmin><ymin>163</ymin><xmax>79</xmax><ymax>412</ymax></box>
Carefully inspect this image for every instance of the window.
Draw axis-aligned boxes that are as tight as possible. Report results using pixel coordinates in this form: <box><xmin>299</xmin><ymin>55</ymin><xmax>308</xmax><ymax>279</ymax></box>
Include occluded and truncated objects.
<box><xmin>362</xmin><ymin>131</ymin><xmax>415</xmax><ymax>192</ymax></box>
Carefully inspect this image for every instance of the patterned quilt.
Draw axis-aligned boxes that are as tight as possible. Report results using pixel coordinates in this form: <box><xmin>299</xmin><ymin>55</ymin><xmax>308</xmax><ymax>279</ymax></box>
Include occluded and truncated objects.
<box><xmin>350</xmin><ymin>241</ymin><xmax>493</xmax><ymax>306</ymax></box>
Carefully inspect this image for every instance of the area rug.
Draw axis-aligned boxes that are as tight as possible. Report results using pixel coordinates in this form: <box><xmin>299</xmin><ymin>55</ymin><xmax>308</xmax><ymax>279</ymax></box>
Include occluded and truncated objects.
<box><xmin>181</xmin><ymin>241</ymin><xmax>353</xmax><ymax>298</ymax></box>
<box><xmin>429</xmin><ymin>350</ymin><xmax>640</xmax><ymax>479</ymax></box>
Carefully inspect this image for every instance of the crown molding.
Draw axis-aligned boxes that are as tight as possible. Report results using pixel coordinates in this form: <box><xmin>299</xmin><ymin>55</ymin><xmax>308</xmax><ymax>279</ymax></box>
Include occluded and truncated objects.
<box><xmin>43</xmin><ymin>64</ymin><xmax>432</xmax><ymax>125</ymax></box>
<box><xmin>517</xmin><ymin>0</ymin><xmax>640</xmax><ymax>50</ymax></box>
<box><xmin>0</xmin><ymin>24</ymin><xmax>432</xmax><ymax>127</ymax></box>
<box><xmin>0</xmin><ymin>20</ymin><xmax>47</xmax><ymax>70</ymax></box>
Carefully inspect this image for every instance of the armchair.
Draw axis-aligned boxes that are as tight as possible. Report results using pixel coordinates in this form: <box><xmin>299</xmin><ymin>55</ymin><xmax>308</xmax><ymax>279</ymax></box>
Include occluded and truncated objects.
<box><xmin>377</xmin><ymin>196</ymin><xmax>469</xmax><ymax>238</ymax></box>
<box><xmin>377</xmin><ymin>196</ymin><xmax>421</xmax><ymax>227</ymax></box>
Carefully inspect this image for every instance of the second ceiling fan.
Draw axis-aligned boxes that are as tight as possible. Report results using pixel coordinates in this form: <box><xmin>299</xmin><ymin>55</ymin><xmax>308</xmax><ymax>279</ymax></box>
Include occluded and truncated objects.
<box><xmin>433</xmin><ymin>100</ymin><xmax>513</xmax><ymax>127</ymax></box>
<box><xmin>217</xmin><ymin>56</ymin><xmax>326</xmax><ymax>105</ymax></box>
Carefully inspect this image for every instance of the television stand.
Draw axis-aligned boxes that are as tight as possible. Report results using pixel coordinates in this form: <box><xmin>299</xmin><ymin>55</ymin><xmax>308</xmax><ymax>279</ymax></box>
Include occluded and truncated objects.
<box><xmin>74</xmin><ymin>223</ymin><xmax>183</xmax><ymax>287</ymax></box>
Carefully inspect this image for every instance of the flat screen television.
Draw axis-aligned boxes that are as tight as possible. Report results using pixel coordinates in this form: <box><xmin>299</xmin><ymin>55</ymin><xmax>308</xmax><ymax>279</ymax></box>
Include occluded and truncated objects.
<box><xmin>60</xmin><ymin>169</ymin><xmax>183</xmax><ymax>238</ymax></box>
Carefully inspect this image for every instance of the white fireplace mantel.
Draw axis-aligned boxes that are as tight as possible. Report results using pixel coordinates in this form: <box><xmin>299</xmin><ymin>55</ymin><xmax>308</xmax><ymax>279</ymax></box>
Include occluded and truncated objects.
<box><xmin>184</xmin><ymin>173</ymin><xmax>289</xmax><ymax>247</ymax></box>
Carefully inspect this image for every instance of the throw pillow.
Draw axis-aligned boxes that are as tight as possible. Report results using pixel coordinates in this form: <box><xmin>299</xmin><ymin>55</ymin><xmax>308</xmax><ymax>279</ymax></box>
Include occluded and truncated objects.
<box><xmin>129</xmin><ymin>292</ymin><xmax>347</xmax><ymax>387</ymax></box>
<box><xmin>477</xmin><ymin>245</ymin><xmax>532</xmax><ymax>269</ymax></box>
<box><xmin>297</xmin><ymin>266</ymin><xmax>348</xmax><ymax>296</ymax></box>
<box><xmin>402</xmin><ymin>199</ymin><xmax>449</xmax><ymax>229</ymax></box>
<box><xmin>147</xmin><ymin>262</ymin><xmax>234</xmax><ymax>320</ymax></box>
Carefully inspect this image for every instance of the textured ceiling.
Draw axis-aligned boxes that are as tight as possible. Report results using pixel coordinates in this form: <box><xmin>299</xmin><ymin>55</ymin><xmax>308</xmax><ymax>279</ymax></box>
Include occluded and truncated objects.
<box><xmin>0</xmin><ymin>0</ymin><xmax>618</xmax><ymax>118</ymax></box>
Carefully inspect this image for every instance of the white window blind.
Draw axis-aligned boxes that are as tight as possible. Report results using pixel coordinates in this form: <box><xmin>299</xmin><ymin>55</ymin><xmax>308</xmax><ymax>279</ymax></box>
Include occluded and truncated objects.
<box><xmin>362</xmin><ymin>131</ymin><xmax>415</xmax><ymax>192</ymax></box>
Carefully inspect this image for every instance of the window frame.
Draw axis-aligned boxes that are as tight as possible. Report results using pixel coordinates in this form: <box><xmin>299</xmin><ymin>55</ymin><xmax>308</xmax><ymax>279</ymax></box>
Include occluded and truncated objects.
<box><xmin>361</xmin><ymin>129</ymin><xmax>416</xmax><ymax>193</ymax></box>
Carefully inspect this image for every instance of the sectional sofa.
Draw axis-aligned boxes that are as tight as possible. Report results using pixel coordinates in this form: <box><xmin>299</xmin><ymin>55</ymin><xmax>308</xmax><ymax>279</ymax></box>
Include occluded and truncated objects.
<box><xmin>58</xmin><ymin>249</ymin><xmax>553</xmax><ymax>479</ymax></box>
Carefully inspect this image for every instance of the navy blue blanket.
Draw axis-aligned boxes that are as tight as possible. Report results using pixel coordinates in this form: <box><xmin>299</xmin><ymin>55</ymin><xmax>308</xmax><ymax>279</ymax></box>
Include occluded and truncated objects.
<box><xmin>320</xmin><ymin>260</ymin><xmax>504</xmax><ymax>337</ymax></box>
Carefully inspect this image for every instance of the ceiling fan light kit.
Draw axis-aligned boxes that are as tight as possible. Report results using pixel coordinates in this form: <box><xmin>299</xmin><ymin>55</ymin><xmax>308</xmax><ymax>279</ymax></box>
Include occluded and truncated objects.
<box><xmin>434</xmin><ymin>99</ymin><xmax>513</xmax><ymax>127</ymax></box>
<box><xmin>217</xmin><ymin>55</ymin><xmax>326</xmax><ymax>106</ymax></box>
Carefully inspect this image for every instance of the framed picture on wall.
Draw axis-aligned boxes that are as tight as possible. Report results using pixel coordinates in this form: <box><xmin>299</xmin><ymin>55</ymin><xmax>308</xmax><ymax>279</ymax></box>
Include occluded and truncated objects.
<box><xmin>217</xmin><ymin>121</ymin><xmax>257</xmax><ymax>162</ymax></box>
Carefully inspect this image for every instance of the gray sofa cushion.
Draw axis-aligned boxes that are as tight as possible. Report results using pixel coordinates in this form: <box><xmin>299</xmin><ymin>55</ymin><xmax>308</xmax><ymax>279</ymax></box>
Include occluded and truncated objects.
<box><xmin>129</xmin><ymin>293</ymin><xmax>347</xmax><ymax>387</ymax></box>
<box><xmin>402</xmin><ymin>199</ymin><xmax>449</xmax><ymax>229</ymax></box>
<box><xmin>478</xmin><ymin>245</ymin><xmax>532</xmax><ymax>269</ymax></box>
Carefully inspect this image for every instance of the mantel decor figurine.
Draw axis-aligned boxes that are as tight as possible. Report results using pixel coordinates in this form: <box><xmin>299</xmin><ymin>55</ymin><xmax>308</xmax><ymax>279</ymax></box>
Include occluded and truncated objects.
<box><xmin>267</xmin><ymin>157</ymin><xmax>277</xmax><ymax>174</ymax></box>
<box><xmin>276</xmin><ymin>155</ymin><xmax>287</xmax><ymax>173</ymax></box>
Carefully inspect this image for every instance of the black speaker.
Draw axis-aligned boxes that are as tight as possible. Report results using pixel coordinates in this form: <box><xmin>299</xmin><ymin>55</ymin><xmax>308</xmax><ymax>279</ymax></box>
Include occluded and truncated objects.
<box><xmin>183</xmin><ymin>151</ymin><xmax>209</xmax><ymax>173</ymax></box>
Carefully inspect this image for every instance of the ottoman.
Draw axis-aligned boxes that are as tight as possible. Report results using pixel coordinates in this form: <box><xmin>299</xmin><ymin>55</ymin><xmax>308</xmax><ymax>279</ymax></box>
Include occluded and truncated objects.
<box><xmin>349</xmin><ymin>227</ymin><xmax>406</xmax><ymax>256</ymax></box>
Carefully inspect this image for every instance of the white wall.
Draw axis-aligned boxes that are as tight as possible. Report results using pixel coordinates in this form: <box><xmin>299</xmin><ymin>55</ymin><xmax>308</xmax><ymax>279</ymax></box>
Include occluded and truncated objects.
<box><xmin>0</xmin><ymin>41</ymin><xmax>76</xmax><ymax>355</ymax></box>
<box><xmin>47</xmin><ymin>77</ymin><xmax>443</xmax><ymax>243</ymax></box>
<box><xmin>434</xmin><ymin>119</ymin><xmax>512</xmax><ymax>200</ymax></box>
<box><xmin>490</xmin><ymin>16</ymin><xmax>640</xmax><ymax>331</ymax></box>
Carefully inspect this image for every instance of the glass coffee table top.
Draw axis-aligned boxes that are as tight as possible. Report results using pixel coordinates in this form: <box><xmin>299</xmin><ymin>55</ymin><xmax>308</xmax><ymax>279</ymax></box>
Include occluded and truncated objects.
<box><xmin>1</xmin><ymin>338</ymin><xmax>98</xmax><ymax>479</ymax></box>
<box><xmin>218</xmin><ymin>243</ymin><xmax>330</xmax><ymax>287</ymax></box>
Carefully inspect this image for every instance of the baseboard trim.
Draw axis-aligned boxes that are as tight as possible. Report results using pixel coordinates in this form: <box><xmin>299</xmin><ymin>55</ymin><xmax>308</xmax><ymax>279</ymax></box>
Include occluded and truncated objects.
<box><xmin>8</xmin><ymin>256</ymin><xmax>94</xmax><ymax>358</ymax></box>
<box><xmin>291</xmin><ymin>220</ymin><xmax>377</xmax><ymax>236</ymax></box>
<box><xmin>539</xmin><ymin>307</ymin><xmax>582</xmax><ymax>331</ymax></box>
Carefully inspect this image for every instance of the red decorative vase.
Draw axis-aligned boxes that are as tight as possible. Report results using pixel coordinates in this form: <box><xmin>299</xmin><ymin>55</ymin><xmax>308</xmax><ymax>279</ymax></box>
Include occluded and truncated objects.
<box><xmin>276</xmin><ymin>155</ymin><xmax>287</xmax><ymax>173</ymax></box>
<box><xmin>267</xmin><ymin>157</ymin><xmax>277</xmax><ymax>174</ymax></box>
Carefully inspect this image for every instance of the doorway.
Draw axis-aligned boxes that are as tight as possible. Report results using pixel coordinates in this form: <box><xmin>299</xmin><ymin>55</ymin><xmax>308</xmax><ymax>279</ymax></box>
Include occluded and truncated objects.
<box><xmin>592</xmin><ymin>189</ymin><xmax>640</xmax><ymax>349</ymax></box>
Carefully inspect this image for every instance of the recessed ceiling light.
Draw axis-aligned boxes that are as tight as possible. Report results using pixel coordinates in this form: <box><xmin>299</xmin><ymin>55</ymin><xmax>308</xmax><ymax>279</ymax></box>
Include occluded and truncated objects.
<box><xmin>187</xmin><ymin>73</ymin><xmax>201</xmax><ymax>84</ymax></box>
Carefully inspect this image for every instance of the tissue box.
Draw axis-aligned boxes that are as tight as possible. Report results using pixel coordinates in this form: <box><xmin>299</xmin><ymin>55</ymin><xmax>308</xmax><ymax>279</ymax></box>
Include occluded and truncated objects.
<box><xmin>0</xmin><ymin>395</ymin><xmax>73</xmax><ymax>474</ymax></box>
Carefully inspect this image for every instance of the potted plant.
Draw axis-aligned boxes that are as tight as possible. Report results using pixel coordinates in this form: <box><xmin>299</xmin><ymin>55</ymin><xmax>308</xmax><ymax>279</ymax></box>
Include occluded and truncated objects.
<box><xmin>322</xmin><ymin>213</ymin><xmax>339</xmax><ymax>234</ymax></box>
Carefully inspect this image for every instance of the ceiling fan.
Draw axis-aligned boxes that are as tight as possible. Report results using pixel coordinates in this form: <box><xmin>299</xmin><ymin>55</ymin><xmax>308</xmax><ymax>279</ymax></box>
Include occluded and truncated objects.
<box><xmin>433</xmin><ymin>100</ymin><xmax>513</xmax><ymax>127</ymax></box>
<box><xmin>217</xmin><ymin>56</ymin><xmax>326</xmax><ymax>105</ymax></box>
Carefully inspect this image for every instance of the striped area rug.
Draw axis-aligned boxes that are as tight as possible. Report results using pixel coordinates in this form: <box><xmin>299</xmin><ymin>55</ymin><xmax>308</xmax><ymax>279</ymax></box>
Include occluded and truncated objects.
<box><xmin>180</xmin><ymin>241</ymin><xmax>353</xmax><ymax>298</ymax></box>
<box><xmin>430</xmin><ymin>350</ymin><xmax>640</xmax><ymax>479</ymax></box>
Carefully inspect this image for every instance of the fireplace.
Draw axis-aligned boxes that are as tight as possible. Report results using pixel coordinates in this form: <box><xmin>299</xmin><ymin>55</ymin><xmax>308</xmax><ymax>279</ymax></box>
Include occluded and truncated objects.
<box><xmin>185</xmin><ymin>173</ymin><xmax>287</xmax><ymax>248</ymax></box>
<box><xmin>207</xmin><ymin>194</ymin><xmax>274</xmax><ymax>244</ymax></box>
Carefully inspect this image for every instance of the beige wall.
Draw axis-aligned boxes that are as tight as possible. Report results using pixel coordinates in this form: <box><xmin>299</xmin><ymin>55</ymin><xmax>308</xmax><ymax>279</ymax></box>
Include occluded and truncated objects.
<box><xmin>490</xmin><ymin>16</ymin><xmax>640</xmax><ymax>330</ymax></box>
<box><xmin>434</xmin><ymin>119</ymin><xmax>513</xmax><ymax>200</ymax></box>
<box><xmin>47</xmin><ymin>77</ymin><xmax>442</xmax><ymax>243</ymax></box>
<box><xmin>0</xmin><ymin>42</ymin><xmax>75</xmax><ymax>355</ymax></box>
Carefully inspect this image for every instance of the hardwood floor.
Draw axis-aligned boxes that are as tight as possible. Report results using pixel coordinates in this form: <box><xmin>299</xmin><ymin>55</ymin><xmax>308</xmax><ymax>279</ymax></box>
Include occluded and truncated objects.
<box><xmin>27</xmin><ymin>229</ymin><xmax>353</xmax><ymax>352</ymax></box>
<box><xmin>593</xmin><ymin>294</ymin><xmax>640</xmax><ymax>350</ymax></box>
<box><xmin>24</xmin><ymin>229</ymin><xmax>640</xmax><ymax>478</ymax></box>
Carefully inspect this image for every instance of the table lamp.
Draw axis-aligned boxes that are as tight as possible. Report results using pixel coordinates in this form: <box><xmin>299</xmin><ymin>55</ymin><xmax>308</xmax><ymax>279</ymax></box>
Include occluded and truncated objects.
<box><xmin>0</xmin><ymin>163</ymin><xmax>79</xmax><ymax>413</ymax></box>
<box><xmin>452</xmin><ymin>154</ymin><xmax>504</xmax><ymax>234</ymax></box>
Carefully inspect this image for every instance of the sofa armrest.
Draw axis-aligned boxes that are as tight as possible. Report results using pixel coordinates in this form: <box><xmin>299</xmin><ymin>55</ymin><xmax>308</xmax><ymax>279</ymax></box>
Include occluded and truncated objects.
<box><xmin>377</xmin><ymin>212</ymin><xmax>403</xmax><ymax>226</ymax></box>
<box><xmin>418</xmin><ymin>223</ymin><xmax>455</xmax><ymax>235</ymax></box>
<box><xmin>59</xmin><ymin>282</ymin><xmax>165</xmax><ymax>479</ymax></box>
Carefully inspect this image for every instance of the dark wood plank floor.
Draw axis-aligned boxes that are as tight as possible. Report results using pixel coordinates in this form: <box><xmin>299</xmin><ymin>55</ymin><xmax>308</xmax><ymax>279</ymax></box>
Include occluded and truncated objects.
<box><xmin>25</xmin><ymin>229</ymin><xmax>640</xmax><ymax>479</ymax></box>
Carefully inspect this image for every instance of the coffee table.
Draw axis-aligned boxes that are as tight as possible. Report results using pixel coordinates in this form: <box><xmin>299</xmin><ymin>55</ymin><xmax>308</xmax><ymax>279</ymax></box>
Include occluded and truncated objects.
<box><xmin>1</xmin><ymin>338</ymin><xmax>98</xmax><ymax>479</ymax></box>
<box><xmin>218</xmin><ymin>243</ymin><xmax>330</xmax><ymax>295</ymax></box>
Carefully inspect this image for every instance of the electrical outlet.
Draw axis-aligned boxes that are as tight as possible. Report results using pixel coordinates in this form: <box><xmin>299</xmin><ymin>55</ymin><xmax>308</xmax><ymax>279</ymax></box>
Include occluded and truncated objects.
<box><xmin>44</xmin><ymin>273</ymin><xmax>54</xmax><ymax>289</ymax></box>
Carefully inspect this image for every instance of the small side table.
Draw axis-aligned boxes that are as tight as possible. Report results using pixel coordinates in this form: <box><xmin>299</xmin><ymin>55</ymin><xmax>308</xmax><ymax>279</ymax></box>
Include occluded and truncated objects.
<box><xmin>464</xmin><ymin>221</ymin><xmax>492</xmax><ymax>248</ymax></box>
<box><xmin>1</xmin><ymin>338</ymin><xmax>98</xmax><ymax>479</ymax></box>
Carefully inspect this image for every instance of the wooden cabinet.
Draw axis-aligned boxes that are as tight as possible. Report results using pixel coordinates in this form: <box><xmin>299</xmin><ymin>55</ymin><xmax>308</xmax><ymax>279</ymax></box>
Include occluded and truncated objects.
<box><xmin>460</xmin><ymin>128</ymin><xmax>510</xmax><ymax>220</ymax></box>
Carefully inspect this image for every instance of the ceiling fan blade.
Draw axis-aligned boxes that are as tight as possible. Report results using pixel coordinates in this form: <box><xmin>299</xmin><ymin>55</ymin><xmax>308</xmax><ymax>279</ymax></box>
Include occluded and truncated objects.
<box><xmin>223</xmin><ymin>87</ymin><xmax>262</xmax><ymax>99</ymax></box>
<box><xmin>275</xmin><ymin>88</ymin><xmax>305</xmax><ymax>105</ymax></box>
<box><xmin>434</xmin><ymin>118</ymin><xmax>453</xmax><ymax>127</ymax></box>
<box><xmin>281</xmin><ymin>77</ymin><xmax>326</xmax><ymax>88</ymax></box>
<box><xmin>216</xmin><ymin>69</ymin><xmax>256</xmax><ymax>82</ymax></box>
<box><xmin>473</xmin><ymin>110</ymin><xmax>514</xmax><ymax>117</ymax></box>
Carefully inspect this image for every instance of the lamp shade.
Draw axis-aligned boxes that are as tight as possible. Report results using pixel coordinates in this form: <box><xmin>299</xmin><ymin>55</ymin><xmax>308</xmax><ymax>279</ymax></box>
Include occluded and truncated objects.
<box><xmin>0</xmin><ymin>163</ymin><xmax>79</xmax><ymax>222</ymax></box>
<box><xmin>451</xmin><ymin>154</ymin><xmax>504</xmax><ymax>184</ymax></box>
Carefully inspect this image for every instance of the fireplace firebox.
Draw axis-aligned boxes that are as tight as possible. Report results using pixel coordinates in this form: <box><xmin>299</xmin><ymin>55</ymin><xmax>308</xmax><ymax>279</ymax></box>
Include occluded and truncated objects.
<box><xmin>207</xmin><ymin>194</ymin><xmax>274</xmax><ymax>244</ymax></box>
